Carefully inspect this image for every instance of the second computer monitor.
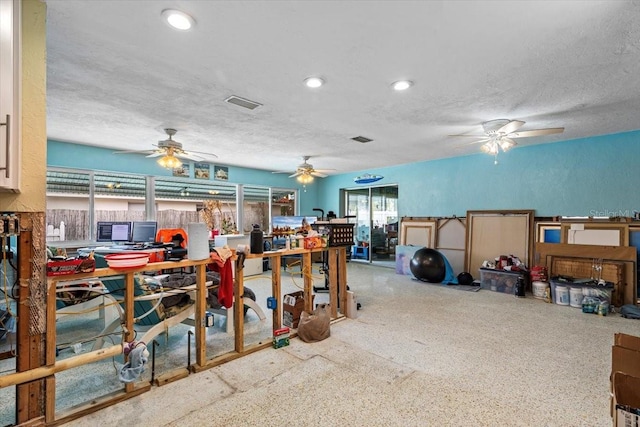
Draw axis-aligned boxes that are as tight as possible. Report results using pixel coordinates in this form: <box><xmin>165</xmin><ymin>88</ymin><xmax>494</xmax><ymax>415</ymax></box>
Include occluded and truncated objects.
<box><xmin>130</xmin><ymin>221</ymin><xmax>158</xmax><ymax>243</ymax></box>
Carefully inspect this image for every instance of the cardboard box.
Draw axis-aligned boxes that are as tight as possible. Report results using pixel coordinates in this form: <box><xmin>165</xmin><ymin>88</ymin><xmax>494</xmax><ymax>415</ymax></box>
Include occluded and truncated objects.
<box><xmin>612</xmin><ymin>333</ymin><xmax>640</xmax><ymax>379</ymax></box>
<box><xmin>46</xmin><ymin>258</ymin><xmax>96</xmax><ymax>276</ymax></box>
<box><xmin>272</xmin><ymin>326</ymin><xmax>291</xmax><ymax>349</ymax></box>
<box><xmin>611</xmin><ymin>333</ymin><xmax>640</xmax><ymax>425</ymax></box>
<box><xmin>612</xmin><ymin>372</ymin><xmax>640</xmax><ymax>426</ymax></box>
<box><xmin>283</xmin><ymin>291</ymin><xmax>309</xmax><ymax>329</ymax></box>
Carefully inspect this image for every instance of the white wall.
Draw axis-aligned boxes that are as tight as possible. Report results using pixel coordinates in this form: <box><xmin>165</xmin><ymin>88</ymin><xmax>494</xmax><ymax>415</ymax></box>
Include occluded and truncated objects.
<box><xmin>157</xmin><ymin>201</ymin><xmax>199</xmax><ymax>211</ymax></box>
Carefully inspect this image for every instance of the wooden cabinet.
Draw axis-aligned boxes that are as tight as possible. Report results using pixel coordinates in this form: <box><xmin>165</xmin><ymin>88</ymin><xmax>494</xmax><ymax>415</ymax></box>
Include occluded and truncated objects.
<box><xmin>0</xmin><ymin>0</ymin><xmax>21</xmax><ymax>191</ymax></box>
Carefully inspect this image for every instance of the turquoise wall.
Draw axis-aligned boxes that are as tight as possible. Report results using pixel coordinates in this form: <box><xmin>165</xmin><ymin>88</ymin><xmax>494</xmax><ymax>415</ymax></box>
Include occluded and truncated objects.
<box><xmin>317</xmin><ymin>130</ymin><xmax>640</xmax><ymax>218</ymax></box>
<box><xmin>49</xmin><ymin>131</ymin><xmax>640</xmax><ymax>219</ymax></box>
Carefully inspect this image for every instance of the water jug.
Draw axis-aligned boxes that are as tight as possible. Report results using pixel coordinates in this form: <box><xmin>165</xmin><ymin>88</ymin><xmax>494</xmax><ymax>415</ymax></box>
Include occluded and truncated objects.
<box><xmin>250</xmin><ymin>224</ymin><xmax>264</xmax><ymax>254</ymax></box>
<box><xmin>514</xmin><ymin>276</ymin><xmax>526</xmax><ymax>298</ymax></box>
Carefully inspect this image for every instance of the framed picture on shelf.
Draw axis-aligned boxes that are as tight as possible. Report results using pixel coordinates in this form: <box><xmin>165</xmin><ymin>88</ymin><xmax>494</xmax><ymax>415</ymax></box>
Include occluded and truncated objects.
<box><xmin>194</xmin><ymin>163</ymin><xmax>210</xmax><ymax>179</ymax></box>
<box><xmin>214</xmin><ymin>166</ymin><xmax>229</xmax><ymax>181</ymax></box>
<box><xmin>172</xmin><ymin>164</ymin><xmax>190</xmax><ymax>178</ymax></box>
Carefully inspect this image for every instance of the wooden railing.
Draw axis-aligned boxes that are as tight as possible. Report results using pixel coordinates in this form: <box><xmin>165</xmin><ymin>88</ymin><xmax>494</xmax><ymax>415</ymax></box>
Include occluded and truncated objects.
<box><xmin>0</xmin><ymin>246</ymin><xmax>348</xmax><ymax>425</ymax></box>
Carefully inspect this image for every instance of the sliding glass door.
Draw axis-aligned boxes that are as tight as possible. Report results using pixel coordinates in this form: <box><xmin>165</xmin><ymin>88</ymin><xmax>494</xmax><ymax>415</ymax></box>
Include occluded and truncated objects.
<box><xmin>345</xmin><ymin>185</ymin><xmax>398</xmax><ymax>267</ymax></box>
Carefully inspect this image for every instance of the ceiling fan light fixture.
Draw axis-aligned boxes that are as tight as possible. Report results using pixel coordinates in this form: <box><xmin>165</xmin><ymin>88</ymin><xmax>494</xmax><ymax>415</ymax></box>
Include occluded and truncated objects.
<box><xmin>304</xmin><ymin>77</ymin><xmax>324</xmax><ymax>88</ymax></box>
<box><xmin>162</xmin><ymin>9</ymin><xmax>195</xmax><ymax>31</ymax></box>
<box><xmin>157</xmin><ymin>154</ymin><xmax>182</xmax><ymax>169</ymax></box>
<box><xmin>297</xmin><ymin>173</ymin><xmax>314</xmax><ymax>184</ymax></box>
<box><xmin>481</xmin><ymin>142</ymin><xmax>498</xmax><ymax>155</ymax></box>
<box><xmin>499</xmin><ymin>139</ymin><xmax>515</xmax><ymax>152</ymax></box>
<box><xmin>391</xmin><ymin>80</ymin><xmax>413</xmax><ymax>91</ymax></box>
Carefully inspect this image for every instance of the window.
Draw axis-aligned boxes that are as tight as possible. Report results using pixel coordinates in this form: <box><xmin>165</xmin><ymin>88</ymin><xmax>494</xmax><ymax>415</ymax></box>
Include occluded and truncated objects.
<box><xmin>46</xmin><ymin>167</ymin><xmax>297</xmax><ymax>242</ymax></box>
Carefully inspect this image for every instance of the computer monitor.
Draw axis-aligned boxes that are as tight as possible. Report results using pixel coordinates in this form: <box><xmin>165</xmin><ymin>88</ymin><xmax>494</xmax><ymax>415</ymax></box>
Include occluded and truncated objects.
<box><xmin>131</xmin><ymin>221</ymin><xmax>158</xmax><ymax>243</ymax></box>
<box><xmin>96</xmin><ymin>221</ymin><xmax>132</xmax><ymax>242</ymax></box>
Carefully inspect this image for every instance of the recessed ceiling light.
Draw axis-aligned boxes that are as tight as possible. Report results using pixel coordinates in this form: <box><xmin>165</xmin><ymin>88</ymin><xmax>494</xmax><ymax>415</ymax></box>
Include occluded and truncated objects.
<box><xmin>304</xmin><ymin>77</ymin><xmax>325</xmax><ymax>88</ymax></box>
<box><xmin>162</xmin><ymin>9</ymin><xmax>195</xmax><ymax>30</ymax></box>
<box><xmin>392</xmin><ymin>80</ymin><xmax>413</xmax><ymax>91</ymax></box>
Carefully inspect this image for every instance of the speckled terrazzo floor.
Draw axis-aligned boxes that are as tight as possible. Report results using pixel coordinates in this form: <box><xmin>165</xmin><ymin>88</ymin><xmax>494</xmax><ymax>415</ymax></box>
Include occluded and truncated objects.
<box><xmin>61</xmin><ymin>262</ymin><xmax>640</xmax><ymax>427</ymax></box>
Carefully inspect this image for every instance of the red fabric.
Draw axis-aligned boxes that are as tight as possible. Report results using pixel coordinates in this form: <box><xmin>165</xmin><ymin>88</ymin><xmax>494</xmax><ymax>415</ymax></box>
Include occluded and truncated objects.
<box><xmin>208</xmin><ymin>252</ymin><xmax>233</xmax><ymax>309</ymax></box>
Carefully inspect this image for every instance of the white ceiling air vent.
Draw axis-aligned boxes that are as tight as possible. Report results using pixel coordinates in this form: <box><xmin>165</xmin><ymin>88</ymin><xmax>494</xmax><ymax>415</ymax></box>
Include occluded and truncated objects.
<box><xmin>224</xmin><ymin>95</ymin><xmax>263</xmax><ymax>110</ymax></box>
<box><xmin>351</xmin><ymin>136</ymin><xmax>373</xmax><ymax>143</ymax></box>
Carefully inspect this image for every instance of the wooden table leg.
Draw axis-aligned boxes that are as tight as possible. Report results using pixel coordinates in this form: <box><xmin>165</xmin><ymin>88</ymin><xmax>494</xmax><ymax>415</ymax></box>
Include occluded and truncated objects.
<box><xmin>271</xmin><ymin>256</ymin><xmax>282</xmax><ymax>330</ymax></box>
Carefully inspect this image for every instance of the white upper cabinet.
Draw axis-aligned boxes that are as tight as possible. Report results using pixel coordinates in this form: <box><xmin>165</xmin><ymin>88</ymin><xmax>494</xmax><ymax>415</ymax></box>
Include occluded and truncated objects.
<box><xmin>0</xmin><ymin>0</ymin><xmax>21</xmax><ymax>192</ymax></box>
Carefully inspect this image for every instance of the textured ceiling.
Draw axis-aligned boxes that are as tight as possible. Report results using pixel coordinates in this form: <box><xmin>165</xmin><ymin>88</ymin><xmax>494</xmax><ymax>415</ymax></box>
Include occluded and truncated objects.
<box><xmin>45</xmin><ymin>0</ymin><xmax>640</xmax><ymax>176</ymax></box>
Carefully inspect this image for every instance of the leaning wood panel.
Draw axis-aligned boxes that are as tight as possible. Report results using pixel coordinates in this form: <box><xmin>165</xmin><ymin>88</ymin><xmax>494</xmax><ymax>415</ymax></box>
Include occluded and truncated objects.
<box><xmin>552</xmin><ymin>258</ymin><xmax>624</xmax><ymax>283</ymax></box>
<box><xmin>535</xmin><ymin>242</ymin><xmax>637</xmax><ymax>305</ymax></box>
<box><xmin>465</xmin><ymin>210</ymin><xmax>534</xmax><ymax>274</ymax></box>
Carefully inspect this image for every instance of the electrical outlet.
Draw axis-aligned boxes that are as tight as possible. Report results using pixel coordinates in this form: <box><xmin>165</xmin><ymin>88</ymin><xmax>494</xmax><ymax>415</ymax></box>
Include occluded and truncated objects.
<box><xmin>267</xmin><ymin>296</ymin><xmax>276</xmax><ymax>309</ymax></box>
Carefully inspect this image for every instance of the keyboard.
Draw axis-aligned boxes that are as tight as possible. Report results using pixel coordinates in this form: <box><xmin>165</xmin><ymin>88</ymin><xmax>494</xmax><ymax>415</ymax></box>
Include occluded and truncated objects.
<box><xmin>111</xmin><ymin>244</ymin><xmax>143</xmax><ymax>250</ymax></box>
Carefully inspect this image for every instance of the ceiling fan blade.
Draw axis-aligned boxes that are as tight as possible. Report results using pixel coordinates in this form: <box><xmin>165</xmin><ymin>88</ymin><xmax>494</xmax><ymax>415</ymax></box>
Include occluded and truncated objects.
<box><xmin>457</xmin><ymin>138</ymin><xmax>491</xmax><ymax>146</ymax></box>
<box><xmin>145</xmin><ymin>152</ymin><xmax>164</xmax><ymax>158</ymax></box>
<box><xmin>508</xmin><ymin>127</ymin><xmax>565</xmax><ymax>138</ymax></box>
<box><xmin>114</xmin><ymin>149</ymin><xmax>154</xmax><ymax>155</ymax></box>
<box><xmin>288</xmin><ymin>172</ymin><xmax>302</xmax><ymax>178</ymax></box>
<box><xmin>497</xmin><ymin>120</ymin><xmax>525</xmax><ymax>135</ymax></box>
<box><xmin>311</xmin><ymin>171</ymin><xmax>328</xmax><ymax>178</ymax></box>
<box><xmin>183</xmin><ymin>149</ymin><xmax>218</xmax><ymax>158</ymax></box>
<box><xmin>272</xmin><ymin>170</ymin><xmax>294</xmax><ymax>174</ymax></box>
<box><xmin>176</xmin><ymin>152</ymin><xmax>204</xmax><ymax>161</ymax></box>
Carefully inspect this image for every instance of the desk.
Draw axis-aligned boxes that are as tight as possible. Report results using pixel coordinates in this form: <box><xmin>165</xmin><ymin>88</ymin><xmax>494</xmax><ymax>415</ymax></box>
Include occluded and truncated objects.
<box><xmin>78</xmin><ymin>246</ymin><xmax>167</xmax><ymax>263</ymax></box>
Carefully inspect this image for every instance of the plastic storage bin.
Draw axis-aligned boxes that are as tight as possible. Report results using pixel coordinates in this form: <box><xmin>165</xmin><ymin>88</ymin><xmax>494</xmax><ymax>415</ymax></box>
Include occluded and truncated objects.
<box><xmin>479</xmin><ymin>268</ymin><xmax>529</xmax><ymax>294</ymax></box>
<box><xmin>549</xmin><ymin>279</ymin><xmax>614</xmax><ymax>306</ymax></box>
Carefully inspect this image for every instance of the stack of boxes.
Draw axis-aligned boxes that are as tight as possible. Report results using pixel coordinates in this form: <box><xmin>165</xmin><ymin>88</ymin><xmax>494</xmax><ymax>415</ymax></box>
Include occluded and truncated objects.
<box><xmin>272</xmin><ymin>327</ymin><xmax>290</xmax><ymax>348</ymax></box>
<box><xmin>283</xmin><ymin>291</ymin><xmax>310</xmax><ymax>328</ymax></box>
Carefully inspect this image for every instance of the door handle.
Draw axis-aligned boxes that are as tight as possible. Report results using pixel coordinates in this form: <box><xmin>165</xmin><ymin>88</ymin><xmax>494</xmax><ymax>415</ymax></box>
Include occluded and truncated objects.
<box><xmin>0</xmin><ymin>114</ymin><xmax>10</xmax><ymax>178</ymax></box>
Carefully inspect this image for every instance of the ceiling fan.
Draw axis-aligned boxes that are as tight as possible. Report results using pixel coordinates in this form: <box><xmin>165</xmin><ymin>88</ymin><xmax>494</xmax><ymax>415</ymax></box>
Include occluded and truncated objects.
<box><xmin>272</xmin><ymin>156</ymin><xmax>335</xmax><ymax>184</ymax></box>
<box><xmin>114</xmin><ymin>128</ymin><xmax>218</xmax><ymax>168</ymax></box>
<box><xmin>451</xmin><ymin>119</ymin><xmax>564</xmax><ymax>164</ymax></box>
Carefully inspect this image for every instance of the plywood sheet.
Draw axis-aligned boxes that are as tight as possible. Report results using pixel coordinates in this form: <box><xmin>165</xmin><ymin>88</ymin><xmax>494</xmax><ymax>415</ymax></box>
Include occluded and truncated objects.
<box><xmin>466</xmin><ymin>211</ymin><xmax>533</xmax><ymax>274</ymax></box>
